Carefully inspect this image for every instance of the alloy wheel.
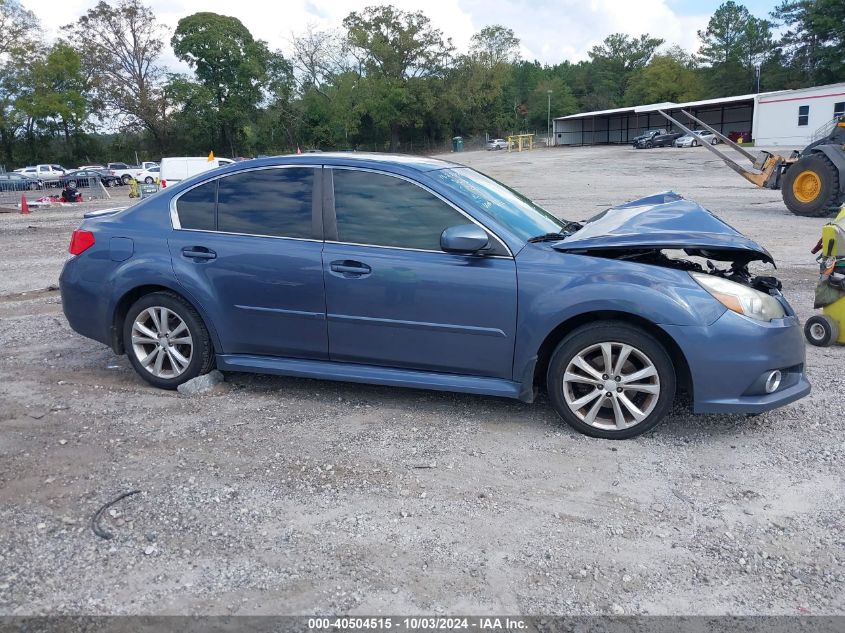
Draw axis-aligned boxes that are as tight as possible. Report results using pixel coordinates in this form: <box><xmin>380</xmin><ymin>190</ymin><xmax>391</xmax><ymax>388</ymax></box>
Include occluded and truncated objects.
<box><xmin>562</xmin><ymin>342</ymin><xmax>660</xmax><ymax>430</ymax></box>
<box><xmin>131</xmin><ymin>306</ymin><xmax>194</xmax><ymax>379</ymax></box>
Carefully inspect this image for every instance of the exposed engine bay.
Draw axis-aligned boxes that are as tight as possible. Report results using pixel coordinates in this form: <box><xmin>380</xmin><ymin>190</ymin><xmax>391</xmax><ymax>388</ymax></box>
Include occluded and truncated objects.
<box><xmin>585</xmin><ymin>247</ymin><xmax>783</xmax><ymax>294</ymax></box>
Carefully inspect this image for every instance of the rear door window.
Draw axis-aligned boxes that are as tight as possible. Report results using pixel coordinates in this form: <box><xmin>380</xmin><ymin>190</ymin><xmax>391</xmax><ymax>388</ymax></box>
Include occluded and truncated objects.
<box><xmin>332</xmin><ymin>169</ymin><xmax>466</xmax><ymax>251</ymax></box>
<box><xmin>176</xmin><ymin>180</ymin><xmax>217</xmax><ymax>231</ymax></box>
<box><xmin>217</xmin><ymin>168</ymin><xmax>314</xmax><ymax>239</ymax></box>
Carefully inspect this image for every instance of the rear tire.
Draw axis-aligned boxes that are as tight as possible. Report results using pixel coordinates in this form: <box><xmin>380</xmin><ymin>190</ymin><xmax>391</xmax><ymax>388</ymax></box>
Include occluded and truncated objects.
<box><xmin>144</xmin><ymin>176</ymin><xmax>154</xmax><ymax>184</ymax></box>
<box><xmin>546</xmin><ymin>321</ymin><xmax>676</xmax><ymax>439</ymax></box>
<box><xmin>782</xmin><ymin>153</ymin><xmax>840</xmax><ymax>217</ymax></box>
<box><xmin>805</xmin><ymin>315</ymin><xmax>839</xmax><ymax>347</ymax></box>
<box><xmin>123</xmin><ymin>291</ymin><xmax>215</xmax><ymax>389</ymax></box>
<box><xmin>121</xmin><ymin>174</ymin><xmax>131</xmax><ymax>185</ymax></box>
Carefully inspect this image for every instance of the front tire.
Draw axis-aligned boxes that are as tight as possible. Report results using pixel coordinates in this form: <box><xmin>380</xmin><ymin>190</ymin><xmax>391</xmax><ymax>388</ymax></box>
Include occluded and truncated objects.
<box><xmin>782</xmin><ymin>153</ymin><xmax>840</xmax><ymax>217</ymax></box>
<box><xmin>547</xmin><ymin>322</ymin><xmax>676</xmax><ymax>439</ymax></box>
<box><xmin>691</xmin><ymin>139</ymin><xmax>698</xmax><ymax>147</ymax></box>
<box><xmin>144</xmin><ymin>176</ymin><xmax>154</xmax><ymax>184</ymax></box>
<box><xmin>121</xmin><ymin>174</ymin><xmax>131</xmax><ymax>185</ymax></box>
<box><xmin>123</xmin><ymin>292</ymin><xmax>214</xmax><ymax>389</ymax></box>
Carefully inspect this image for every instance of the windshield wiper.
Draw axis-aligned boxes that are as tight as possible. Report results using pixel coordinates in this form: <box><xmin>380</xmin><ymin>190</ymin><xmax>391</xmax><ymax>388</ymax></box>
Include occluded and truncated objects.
<box><xmin>528</xmin><ymin>232</ymin><xmax>568</xmax><ymax>243</ymax></box>
<box><xmin>527</xmin><ymin>221</ymin><xmax>582</xmax><ymax>243</ymax></box>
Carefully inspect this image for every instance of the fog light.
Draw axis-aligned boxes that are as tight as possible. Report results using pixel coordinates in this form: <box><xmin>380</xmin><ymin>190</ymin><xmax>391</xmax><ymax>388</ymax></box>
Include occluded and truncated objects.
<box><xmin>764</xmin><ymin>370</ymin><xmax>782</xmax><ymax>394</ymax></box>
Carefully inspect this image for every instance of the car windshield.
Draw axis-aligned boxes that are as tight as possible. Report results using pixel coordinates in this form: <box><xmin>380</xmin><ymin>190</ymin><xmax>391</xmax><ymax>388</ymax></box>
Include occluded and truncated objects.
<box><xmin>432</xmin><ymin>167</ymin><xmax>567</xmax><ymax>241</ymax></box>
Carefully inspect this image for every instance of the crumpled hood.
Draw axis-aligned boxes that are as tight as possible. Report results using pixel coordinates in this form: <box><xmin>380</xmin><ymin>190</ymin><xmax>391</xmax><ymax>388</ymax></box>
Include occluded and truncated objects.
<box><xmin>553</xmin><ymin>191</ymin><xmax>774</xmax><ymax>265</ymax></box>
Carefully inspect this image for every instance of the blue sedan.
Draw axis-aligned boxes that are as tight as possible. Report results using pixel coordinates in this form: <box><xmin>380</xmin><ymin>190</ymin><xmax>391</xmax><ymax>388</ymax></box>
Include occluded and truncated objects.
<box><xmin>59</xmin><ymin>154</ymin><xmax>810</xmax><ymax>439</ymax></box>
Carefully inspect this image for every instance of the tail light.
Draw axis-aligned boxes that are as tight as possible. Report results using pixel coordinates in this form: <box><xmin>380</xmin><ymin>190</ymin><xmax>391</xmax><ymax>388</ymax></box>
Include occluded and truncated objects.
<box><xmin>68</xmin><ymin>229</ymin><xmax>95</xmax><ymax>255</ymax></box>
<box><xmin>160</xmin><ymin>179</ymin><xmax>166</xmax><ymax>188</ymax></box>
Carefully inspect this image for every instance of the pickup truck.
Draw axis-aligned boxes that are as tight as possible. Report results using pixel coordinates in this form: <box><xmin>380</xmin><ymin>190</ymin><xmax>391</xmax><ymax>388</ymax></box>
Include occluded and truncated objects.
<box><xmin>107</xmin><ymin>162</ymin><xmax>159</xmax><ymax>184</ymax></box>
<box><xmin>14</xmin><ymin>164</ymin><xmax>67</xmax><ymax>185</ymax></box>
<box><xmin>634</xmin><ymin>129</ymin><xmax>683</xmax><ymax>149</ymax></box>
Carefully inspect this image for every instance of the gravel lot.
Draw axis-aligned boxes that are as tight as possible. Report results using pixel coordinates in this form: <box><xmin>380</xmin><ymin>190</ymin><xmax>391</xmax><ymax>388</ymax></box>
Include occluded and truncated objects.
<box><xmin>0</xmin><ymin>146</ymin><xmax>843</xmax><ymax>616</ymax></box>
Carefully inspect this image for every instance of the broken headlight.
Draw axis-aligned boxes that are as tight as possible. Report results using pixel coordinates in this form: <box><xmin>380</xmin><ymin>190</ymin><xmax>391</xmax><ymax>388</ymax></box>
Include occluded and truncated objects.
<box><xmin>691</xmin><ymin>272</ymin><xmax>785</xmax><ymax>322</ymax></box>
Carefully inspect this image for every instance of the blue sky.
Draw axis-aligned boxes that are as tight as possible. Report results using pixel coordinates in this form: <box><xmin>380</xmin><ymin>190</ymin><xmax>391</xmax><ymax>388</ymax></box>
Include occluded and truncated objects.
<box><xmin>22</xmin><ymin>0</ymin><xmax>784</xmax><ymax>69</ymax></box>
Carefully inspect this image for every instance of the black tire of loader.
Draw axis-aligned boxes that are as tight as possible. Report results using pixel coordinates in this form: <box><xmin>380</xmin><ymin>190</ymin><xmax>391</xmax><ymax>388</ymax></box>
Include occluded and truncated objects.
<box><xmin>781</xmin><ymin>153</ymin><xmax>841</xmax><ymax>217</ymax></box>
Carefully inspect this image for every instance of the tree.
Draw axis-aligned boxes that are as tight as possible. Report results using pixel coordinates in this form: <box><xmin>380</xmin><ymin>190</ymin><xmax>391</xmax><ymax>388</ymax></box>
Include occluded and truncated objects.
<box><xmin>526</xmin><ymin>79</ymin><xmax>577</xmax><ymax>133</ymax></box>
<box><xmin>22</xmin><ymin>43</ymin><xmax>89</xmax><ymax>148</ymax></box>
<box><xmin>343</xmin><ymin>5</ymin><xmax>454</xmax><ymax>150</ymax></box>
<box><xmin>624</xmin><ymin>46</ymin><xmax>705</xmax><ymax>105</ymax></box>
<box><xmin>469</xmin><ymin>25</ymin><xmax>520</xmax><ymax>68</ymax></box>
<box><xmin>172</xmin><ymin>12</ymin><xmax>276</xmax><ymax>156</ymax></box>
<box><xmin>66</xmin><ymin>0</ymin><xmax>169</xmax><ymax>152</ymax></box>
<box><xmin>697</xmin><ymin>1</ymin><xmax>773</xmax><ymax>95</ymax></box>
<box><xmin>0</xmin><ymin>0</ymin><xmax>42</xmax><ymax>164</ymax></box>
<box><xmin>0</xmin><ymin>0</ymin><xmax>38</xmax><ymax>59</ymax></box>
<box><xmin>587</xmin><ymin>33</ymin><xmax>665</xmax><ymax>107</ymax></box>
<box><xmin>773</xmin><ymin>0</ymin><xmax>845</xmax><ymax>86</ymax></box>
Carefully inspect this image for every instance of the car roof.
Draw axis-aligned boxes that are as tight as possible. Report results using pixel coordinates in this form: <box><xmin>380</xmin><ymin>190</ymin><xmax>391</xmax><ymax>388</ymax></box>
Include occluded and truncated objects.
<box><xmin>221</xmin><ymin>152</ymin><xmax>462</xmax><ymax>174</ymax></box>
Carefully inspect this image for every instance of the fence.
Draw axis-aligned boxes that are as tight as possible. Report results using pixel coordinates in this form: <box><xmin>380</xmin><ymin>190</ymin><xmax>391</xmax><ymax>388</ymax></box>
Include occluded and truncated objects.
<box><xmin>0</xmin><ymin>175</ymin><xmax>112</xmax><ymax>207</ymax></box>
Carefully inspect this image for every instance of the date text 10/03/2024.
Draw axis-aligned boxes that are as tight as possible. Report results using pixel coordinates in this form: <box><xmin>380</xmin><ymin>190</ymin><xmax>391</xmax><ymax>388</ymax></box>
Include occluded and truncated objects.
<box><xmin>307</xmin><ymin>618</ymin><xmax>529</xmax><ymax>630</ymax></box>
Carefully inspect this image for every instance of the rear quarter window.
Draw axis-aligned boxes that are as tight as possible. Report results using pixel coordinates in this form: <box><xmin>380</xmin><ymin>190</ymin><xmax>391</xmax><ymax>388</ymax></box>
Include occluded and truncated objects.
<box><xmin>176</xmin><ymin>180</ymin><xmax>217</xmax><ymax>231</ymax></box>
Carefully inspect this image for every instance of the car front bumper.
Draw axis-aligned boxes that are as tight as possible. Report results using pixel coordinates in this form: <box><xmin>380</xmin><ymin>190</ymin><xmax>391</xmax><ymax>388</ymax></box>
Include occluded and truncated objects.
<box><xmin>661</xmin><ymin>309</ymin><xmax>810</xmax><ymax>414</ymax></box>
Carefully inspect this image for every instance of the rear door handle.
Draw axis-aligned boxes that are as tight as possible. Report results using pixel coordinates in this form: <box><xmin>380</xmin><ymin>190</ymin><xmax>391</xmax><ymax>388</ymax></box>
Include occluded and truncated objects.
<box><xmin>330</xmin><ymin>260</ymin><xmax>371</xmax><ymax>276</ymax></box>
<box><xmin>182</xmin><ymin>247</ymin><xmax>217</xmax><ymax>260</ymax></box>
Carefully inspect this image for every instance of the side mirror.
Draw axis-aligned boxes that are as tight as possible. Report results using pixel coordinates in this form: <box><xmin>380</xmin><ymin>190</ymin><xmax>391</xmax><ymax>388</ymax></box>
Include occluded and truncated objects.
<box><xmin>440</xmin><ymin>224</ymin><xmax>489</xmax><ymax>254</ymax></box>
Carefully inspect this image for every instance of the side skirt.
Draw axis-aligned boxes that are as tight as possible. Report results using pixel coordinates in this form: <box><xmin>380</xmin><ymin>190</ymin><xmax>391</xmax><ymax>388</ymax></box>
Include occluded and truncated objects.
<box><xmin>216</xmin><ymin>354</ymin><xmax>524</xmax><ymax>400</ymax></box>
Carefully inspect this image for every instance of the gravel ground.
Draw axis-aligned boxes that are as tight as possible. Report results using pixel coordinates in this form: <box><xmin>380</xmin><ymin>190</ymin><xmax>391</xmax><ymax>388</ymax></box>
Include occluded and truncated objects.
<box><xmin>0</xmin><ymin>147</ymin><xmax>843</xmax><ymax>616</ymax></box>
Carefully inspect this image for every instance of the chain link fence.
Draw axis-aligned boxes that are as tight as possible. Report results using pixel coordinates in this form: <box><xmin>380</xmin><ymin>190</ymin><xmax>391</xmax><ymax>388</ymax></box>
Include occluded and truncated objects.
<box><xmin>0</xmin><ymin>174</ymin><xmax>112</xmax><ymax>208</ymax></box>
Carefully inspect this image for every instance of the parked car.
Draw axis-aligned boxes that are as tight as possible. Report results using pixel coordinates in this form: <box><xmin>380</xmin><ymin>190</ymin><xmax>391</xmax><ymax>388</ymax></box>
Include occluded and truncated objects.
<box><xmin>136</xmin><ymin>166</ymin><xmax>160</xmax><ymax>184</ymax></box>
<box><xmin>486</xmin><ymin>138</ymin><xmax>509</xmax><ymax>150</ymax></box>
<box><xmin>635</xmin><ymin>130</ymin><xmax>683</xmax><ymax>148</ymax></box>
<box><xmin>159</xmin><ymin>156</ymin><xmax>234</xmax><ymax>187</ymax></box>
<box><xmin>78</xmin><ymin>164</ymin><xmax>105</xmax><ymax>170</ymax></box>
<box><xmin>0</xmin><ymin>172</ymin><xmax>43</xmax><ymax>191</ymax></box>
<box><xmin>59</xmin><ymin>169</ymin><xmax>122</xmax><ymax>189</ymax></box>
<box><xmin>631</xmin><ymin>129</ymin><xmax>667</xmax><ymax>147</ymax></box>
<box><xmin>59</xmin><ymin>154</ymin><xmax>810</xmax><ymax>439</ymax></box>
<box><xmin>674</xmin><ymin>131</ymin><xmax>720</xmax><ymax>147</ymax></box>
<box><xmin>15</xmin><ymin>164</ymin><xmax>67</xmax><ymax>185</ymax></box>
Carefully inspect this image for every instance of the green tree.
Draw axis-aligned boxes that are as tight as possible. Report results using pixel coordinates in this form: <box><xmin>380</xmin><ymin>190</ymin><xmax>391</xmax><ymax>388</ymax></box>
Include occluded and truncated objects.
<box><xmin>172</xmin><ymin>12</ymin><xmax>276</xmax><ymax>156</ymax></box>
<box><xmin>67</xmin><ymin>0</ymin><xmax>169</xmax><ymax>154</ymax></box>
<box><xmin>586</xmin><ymin>33</ymin><xmax>664</xmax><ymax>108</ymax></box>
<box><xmin>0</xmin><ymin>0</ymin><xmax>40</xmax><ymax>164</ymax></box>
<box><xmin>469</xmin><ymin>25</ymin><xmax>520</xmax><ymax>68</ymax></box>
<box><xmin>526</xmin><ymin>78</ymin><xmax>577</xmax><ymax>135</ymax></box>
<box><xmin>343</xmin><ymin>5</ymin><xmax>454</xmax><ymax>150</ymax></box>
<box><xmin>697</xmin><ymin>1</ymin><xmax>773</xmax><ymax>95</ymax></box>
<box><xmin>772</xmin><ymin>0</ymin><xmax>845</xmax><ymax>86</ymax></box>
<box><xmin>22</xmin><ymin>43</ymin><xmax>89</xmax><ymax>149</ymax></box>
<box><xmin>624</xmin><ymin>46</ymin><xmax>705</xmax><ymax>104</ymax></box>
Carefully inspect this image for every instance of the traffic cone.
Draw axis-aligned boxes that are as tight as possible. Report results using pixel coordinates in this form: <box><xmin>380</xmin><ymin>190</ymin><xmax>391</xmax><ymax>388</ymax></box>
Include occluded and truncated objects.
<box><xmin>296</xmin><ymin>146</ymin><xmax>302</xmax><ymax>155</ymax></box>
<box><xmin>20</xmin><ymin>194</ymin><xmax>29</xmax><ymax>215</ymax></box>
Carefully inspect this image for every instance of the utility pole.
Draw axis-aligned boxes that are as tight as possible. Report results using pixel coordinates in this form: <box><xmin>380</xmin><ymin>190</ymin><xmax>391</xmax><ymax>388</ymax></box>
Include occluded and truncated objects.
<box><xmin>755</xmin><ymin>64</ymin><xmax>761</xmax><ymax>93</ymax></box>
<box><xmin>547</xmin><ymin>90</ymin><xmax>553</xmax><ymax>147</ymax></box>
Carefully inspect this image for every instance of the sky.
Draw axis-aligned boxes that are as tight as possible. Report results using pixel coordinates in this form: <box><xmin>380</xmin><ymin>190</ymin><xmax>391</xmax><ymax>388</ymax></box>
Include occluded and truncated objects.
<box><xmin>20</xmin><ymin>0</ymin><xmax>781</xmax><ymax>72</ymax></box>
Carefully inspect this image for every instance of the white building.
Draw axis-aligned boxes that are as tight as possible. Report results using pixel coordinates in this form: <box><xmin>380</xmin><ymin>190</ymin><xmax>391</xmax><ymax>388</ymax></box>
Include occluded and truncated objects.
<box><xmin>754</xmin><ymin>83</ymin><xmax>845</xmax><ymax>146</ymax></box>
<box><xmin>552</xmin><ymin>82</ymin><xmax>845</xmax><ymax>149</ymax></box>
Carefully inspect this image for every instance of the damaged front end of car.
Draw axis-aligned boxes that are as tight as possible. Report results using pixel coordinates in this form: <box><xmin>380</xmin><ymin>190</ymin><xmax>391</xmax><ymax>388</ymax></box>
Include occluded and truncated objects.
<box><xmin>553</xmin><ymin>191</ymin><xmax>784</xmax><ymax>300</ymax></box>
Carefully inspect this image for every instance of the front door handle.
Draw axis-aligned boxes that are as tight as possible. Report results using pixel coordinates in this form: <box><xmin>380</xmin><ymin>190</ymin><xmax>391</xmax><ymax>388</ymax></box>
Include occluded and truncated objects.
<box><xmin>330</xmin><ymin>260</ymin><xmax>371</xmax><ymax>276</ymax></box>
<box><xmin>182</xmin><ymin>247</ymin><xmax>217</xmax><ymax>260</ymax></box>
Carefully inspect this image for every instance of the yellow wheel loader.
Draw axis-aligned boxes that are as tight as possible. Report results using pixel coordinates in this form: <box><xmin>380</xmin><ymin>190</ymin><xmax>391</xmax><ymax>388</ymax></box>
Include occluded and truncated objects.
<box><xmin>655</xmin><ymin>110</ymin><xmax>845</xmax><ymax>217</ymax></box>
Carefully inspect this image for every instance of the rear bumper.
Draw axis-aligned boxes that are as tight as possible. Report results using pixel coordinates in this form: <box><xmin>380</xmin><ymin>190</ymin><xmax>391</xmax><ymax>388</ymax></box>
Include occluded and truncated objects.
<box><xmin>662</xmin><ymin>309</ymin><xmax>810</xmax><ymax>415</ymax></box>
<box><xmin>59</xmin><ymin>257</ymin><xmax>113</xmax><ymax>348</ymax></box>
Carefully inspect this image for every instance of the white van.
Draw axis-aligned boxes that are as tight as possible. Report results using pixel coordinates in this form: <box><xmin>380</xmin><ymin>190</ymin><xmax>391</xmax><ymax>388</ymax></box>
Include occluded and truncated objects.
<box><xmin>159</xmin><ymin>156</ymin><xmax>234</xmax><ymax>188</ymax></box>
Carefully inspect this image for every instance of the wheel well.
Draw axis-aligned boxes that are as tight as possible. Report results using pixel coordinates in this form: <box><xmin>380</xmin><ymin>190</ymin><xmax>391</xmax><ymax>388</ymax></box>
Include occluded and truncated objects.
<box><xmin>111</xmin><ymin>285</ymin><xmax>193</xmax><ymax>354</ymax></box>
<box><xmin>533</xmin><ymin>311</ymin><xmax>693</xmax><ymax>398</ymax></box>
